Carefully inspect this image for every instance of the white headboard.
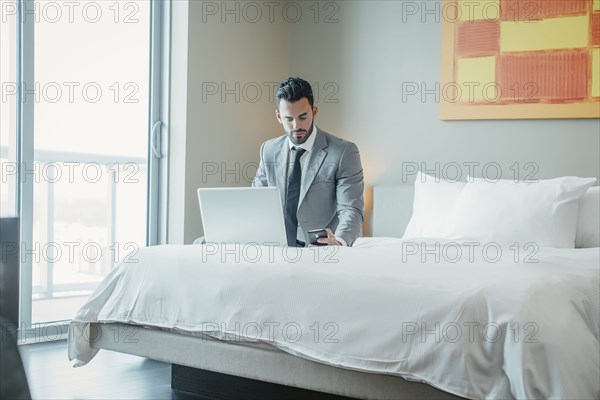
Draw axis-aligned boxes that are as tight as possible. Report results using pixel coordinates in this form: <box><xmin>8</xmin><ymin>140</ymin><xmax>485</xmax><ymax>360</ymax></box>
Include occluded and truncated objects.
<box><xmin>372</xmin><ymin>185</ymin><xmax>414</xmax><ymax>238</ymax></box>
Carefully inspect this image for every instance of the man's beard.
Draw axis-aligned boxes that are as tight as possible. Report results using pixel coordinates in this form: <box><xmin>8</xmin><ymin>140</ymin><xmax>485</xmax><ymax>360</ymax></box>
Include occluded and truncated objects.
<box><xmin>288</xmin><ymin>122</ymin><xmax>313</xmax><ymax>145</ymax></box>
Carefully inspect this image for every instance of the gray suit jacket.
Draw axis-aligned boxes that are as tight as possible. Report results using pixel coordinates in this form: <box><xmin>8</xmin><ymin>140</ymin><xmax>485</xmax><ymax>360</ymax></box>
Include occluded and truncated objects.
<box><xmin>252</xmin><ymin>128</ymin><xmax>364</xmax><ymax>246</ymax></box>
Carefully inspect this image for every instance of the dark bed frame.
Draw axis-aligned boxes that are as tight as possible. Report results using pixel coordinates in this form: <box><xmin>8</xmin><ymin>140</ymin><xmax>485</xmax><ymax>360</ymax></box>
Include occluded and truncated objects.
<box><xmin>172</xmin><ymin>364</ymin><xmax>356</xmax><ymax>400</ymax></box>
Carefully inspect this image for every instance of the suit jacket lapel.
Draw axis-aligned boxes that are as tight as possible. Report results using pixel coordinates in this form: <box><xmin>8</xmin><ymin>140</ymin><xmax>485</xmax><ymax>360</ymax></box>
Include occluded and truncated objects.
<box><xmin>274</xmin><ymin>141</ymin><xmax>288</xmax><ymax>206</ymax></box>
<box><xmin>299</xmin><ymin>130</ymin><xmax>328</xmax><ymax>206</ymax></box>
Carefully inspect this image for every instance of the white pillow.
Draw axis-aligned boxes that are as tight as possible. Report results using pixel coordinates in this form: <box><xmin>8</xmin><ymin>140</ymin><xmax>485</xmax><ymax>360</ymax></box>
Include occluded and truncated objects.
<box><xmin>575</xmin><ymin>186</ymin><xmax>600</xmax><ymax>248</ymax></box>
<box><xmin>443</xmin><ymin>176</ymin><xmax>596</xmax><ymax>248</ymax></box>
<box><xmin>403</xmin><ymin>171</ymin><xmax>465</xmax><ymax>238</ymax></box>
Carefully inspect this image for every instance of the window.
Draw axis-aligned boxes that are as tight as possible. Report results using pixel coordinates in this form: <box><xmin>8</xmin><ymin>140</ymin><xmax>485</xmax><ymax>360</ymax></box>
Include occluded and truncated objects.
<box><xmin>30</xmin><ymin>0</ymin><xmax>151</xmax><ymax>323</ymax></box>
<box><xmin>3</xmin><ymin>0</ymin><xmax>167</xmax><ymax>334</ymax></box>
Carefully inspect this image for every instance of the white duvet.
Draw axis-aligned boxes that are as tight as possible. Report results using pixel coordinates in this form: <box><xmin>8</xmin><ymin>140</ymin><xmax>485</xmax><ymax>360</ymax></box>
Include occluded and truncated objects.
<box><xmin>68</xmin><ymin>238</ymin><xmax>600</xmax><ymax>399</ymax></box>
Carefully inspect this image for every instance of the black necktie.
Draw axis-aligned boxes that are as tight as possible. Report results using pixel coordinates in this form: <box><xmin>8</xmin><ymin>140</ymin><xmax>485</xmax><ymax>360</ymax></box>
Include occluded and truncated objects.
<box><xmin>285</xmin><ymin>147</ymin><xmax>306</xmax><ymax>246</ymax></box>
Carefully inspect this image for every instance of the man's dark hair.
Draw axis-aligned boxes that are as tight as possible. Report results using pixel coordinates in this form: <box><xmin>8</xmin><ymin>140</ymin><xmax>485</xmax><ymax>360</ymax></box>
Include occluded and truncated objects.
<box><xmin>275</xmin><ymin>77</ymin><xmax>314</xmax><ymax>108</ymax></box>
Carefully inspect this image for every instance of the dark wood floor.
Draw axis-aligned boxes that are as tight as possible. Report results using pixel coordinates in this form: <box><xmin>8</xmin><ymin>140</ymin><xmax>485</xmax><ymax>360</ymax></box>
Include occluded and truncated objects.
<box><xmin>19</xmin><ymin>340</ymin><xmax>200</xmax><ymax>399</ymax></box>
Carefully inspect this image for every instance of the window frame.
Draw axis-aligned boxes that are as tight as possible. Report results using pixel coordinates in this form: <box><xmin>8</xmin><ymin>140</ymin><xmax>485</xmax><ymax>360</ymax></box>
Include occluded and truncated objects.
<box><xmin>13</xmin><ymin>0</ymin><xmax>170</xmax><ymax>341</ymax></box>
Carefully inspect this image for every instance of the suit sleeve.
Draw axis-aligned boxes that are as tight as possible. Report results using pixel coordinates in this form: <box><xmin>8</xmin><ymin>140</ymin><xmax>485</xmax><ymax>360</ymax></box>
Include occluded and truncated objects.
<box><xmin>334</xmin><ymin>142</ymin><xmax>364</xmax><ymax>246</ymax></box>
<box><xmin>252</xmin><ymin>142</ymin><xmax>268</xmax><ymax>187</ymax></box>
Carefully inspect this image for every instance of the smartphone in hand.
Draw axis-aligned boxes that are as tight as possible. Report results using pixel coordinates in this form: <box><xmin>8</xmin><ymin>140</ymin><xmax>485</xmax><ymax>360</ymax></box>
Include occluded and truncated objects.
<box><xmin>307</xmin><ymin>228</ymin><xmax>328</xmax><ymax>246</ymax></box>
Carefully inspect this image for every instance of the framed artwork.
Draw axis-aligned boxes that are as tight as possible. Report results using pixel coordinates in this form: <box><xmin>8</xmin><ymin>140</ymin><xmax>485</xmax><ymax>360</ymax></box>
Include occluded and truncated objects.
<box><xmin>440</xmin><ymin>0</ymin><xmax>600</xmax><ymax>120</ymax></box>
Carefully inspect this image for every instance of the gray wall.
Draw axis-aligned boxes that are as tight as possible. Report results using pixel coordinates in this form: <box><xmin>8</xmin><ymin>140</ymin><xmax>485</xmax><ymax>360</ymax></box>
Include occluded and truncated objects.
<box><xmin>170</xmin><ymin>0</ymin><xmax>600</xmax><ymax>243</ymax></box>
<box><xmin>288</xmin><ymin>1</ymin><xmax>599</xmax><ymax>234</ymax></box>
<box><xmin>168</xmin><ymin>1</ymin><xmax>290</xmax><ymax>243</ymax></box>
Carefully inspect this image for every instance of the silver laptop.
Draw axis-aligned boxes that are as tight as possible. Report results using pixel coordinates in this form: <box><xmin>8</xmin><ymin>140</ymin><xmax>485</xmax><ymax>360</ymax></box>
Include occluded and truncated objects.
<box><xmin>197</xmin><ymin>187</ymin><xmax>287</xmax><ymax>246</ymax></box>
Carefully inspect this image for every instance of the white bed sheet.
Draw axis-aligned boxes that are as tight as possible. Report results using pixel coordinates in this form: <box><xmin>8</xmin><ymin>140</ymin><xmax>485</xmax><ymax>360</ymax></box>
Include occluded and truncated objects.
<box><xmin>68</xmin><ymin>238</ymin><xmax>600</xmax><ymax>399</ymax></box>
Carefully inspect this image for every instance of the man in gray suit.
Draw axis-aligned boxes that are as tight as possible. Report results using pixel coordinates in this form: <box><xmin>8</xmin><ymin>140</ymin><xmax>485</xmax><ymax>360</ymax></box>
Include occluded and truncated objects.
<box><xmin>253</xmin><ymin>77</ymin><xmax>364</xmax><ymax>247</ymax></box>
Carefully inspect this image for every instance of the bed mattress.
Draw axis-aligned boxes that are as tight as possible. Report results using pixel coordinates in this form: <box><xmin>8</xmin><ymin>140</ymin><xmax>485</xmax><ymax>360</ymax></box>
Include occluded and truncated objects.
<box><xmin>69</xmin><ymin>238</ymin><xmax>600</xmax><ymax>399</ymax></box>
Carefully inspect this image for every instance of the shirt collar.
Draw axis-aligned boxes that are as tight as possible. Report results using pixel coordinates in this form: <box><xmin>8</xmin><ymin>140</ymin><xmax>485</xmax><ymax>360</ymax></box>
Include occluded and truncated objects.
<box><xmin>287</xmin><ymin>125</ymin><xmax>318</xmax><ymax>153</ymax></box>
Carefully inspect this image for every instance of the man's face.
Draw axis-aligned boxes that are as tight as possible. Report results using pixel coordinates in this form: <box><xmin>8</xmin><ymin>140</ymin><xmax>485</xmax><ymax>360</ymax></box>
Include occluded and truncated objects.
<box><xmin>276</xmin><ymin>98</ymin><xmax>318</xmax><ymax>145</ymax></box>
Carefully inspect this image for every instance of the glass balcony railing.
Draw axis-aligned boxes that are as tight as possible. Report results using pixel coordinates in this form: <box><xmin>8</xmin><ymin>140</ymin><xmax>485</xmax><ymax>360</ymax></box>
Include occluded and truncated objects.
<box><xmin>1</xmin><ymin>145</ymin><xmax>147</xmax><ymax>322</ymax></box>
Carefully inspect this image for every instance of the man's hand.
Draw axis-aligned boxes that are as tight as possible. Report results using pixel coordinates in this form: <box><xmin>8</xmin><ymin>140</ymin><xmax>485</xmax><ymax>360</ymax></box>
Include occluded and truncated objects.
<box><xmin>315</xmin><ymin>228</ymin><xmax>341</xmax><ymax>246</ymax></box>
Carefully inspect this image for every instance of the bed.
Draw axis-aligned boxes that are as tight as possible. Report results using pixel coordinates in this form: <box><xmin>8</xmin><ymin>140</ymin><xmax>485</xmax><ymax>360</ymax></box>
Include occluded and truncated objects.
<box><xmin>68</xmin><ymin>177</ymin><xmax>600</xmax><ymax>400</ymax></box>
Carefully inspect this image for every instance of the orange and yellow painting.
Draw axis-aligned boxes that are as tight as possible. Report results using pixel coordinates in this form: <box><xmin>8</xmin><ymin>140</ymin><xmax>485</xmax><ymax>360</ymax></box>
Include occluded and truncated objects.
<box><xmin>440</xmin><ymin>0</ymin><xmax>600</xmax><ymax>120</ymax></box>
